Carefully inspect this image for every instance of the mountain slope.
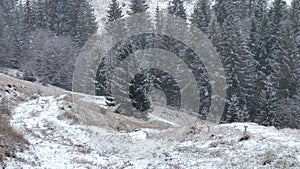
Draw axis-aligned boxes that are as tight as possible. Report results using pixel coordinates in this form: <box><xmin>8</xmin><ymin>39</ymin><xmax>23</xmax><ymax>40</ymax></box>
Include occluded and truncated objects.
<box><xmin>0</xmin><ymin>74</ymin><xmax>299</xmax><ymax>168</ymax></box>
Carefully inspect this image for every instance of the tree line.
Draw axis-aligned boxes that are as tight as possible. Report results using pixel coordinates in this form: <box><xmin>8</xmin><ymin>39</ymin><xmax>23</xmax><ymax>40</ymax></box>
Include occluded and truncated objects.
<box><xmin>0</xmin><ymin>0</ymin><xmax>97</xmax><ymax>90</ymax></box>
<box><xmin>106</xmin><ymin>0</ymin><xmax>300</xmax><ymax>128</ymax></box>
<box><xmin>0</xmin><ymin>0</ymin><xmax>299</xmax><ymax>128</ymax></box>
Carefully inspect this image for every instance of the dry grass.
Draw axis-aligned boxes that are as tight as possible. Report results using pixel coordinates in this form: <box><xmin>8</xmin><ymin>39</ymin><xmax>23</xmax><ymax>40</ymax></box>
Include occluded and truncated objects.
<box><xmin>57</xmin><ymin>111</ymin><xmax>80</xmax><ymax>124</ymax></box>
<box><xmin>0</xmin><ymin>101</ymin><xmax>28</xmax><ymax>167</ymax></box>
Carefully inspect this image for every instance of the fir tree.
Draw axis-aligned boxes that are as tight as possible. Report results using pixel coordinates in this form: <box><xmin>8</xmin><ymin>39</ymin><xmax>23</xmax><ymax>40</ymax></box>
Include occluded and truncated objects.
<box><xmin>287</xmin><ymin>0</ymin><xmax>300</xmax><ymax>96</ymax></box>
<box><xmin>168</xmin><ymin>0</ymin><xmax>187</xmax><ymax>19</ymax></box>
<box><xmin>215</xmin><ymin>1</ymin><xmax>257</xmax><ymax>123</ymax></box>
<box><xmin>190</xmin><ymin>0</ymin><xmax>211</xmax><ymax>34</ymax></box>
<box><xmin>35</xmin><ymin>0</ymin><xmax>47</xmax><ymax>29</ymax></box>
<box><xmin>275</xmin><ymin>89</ymin><xmax>300</xmax><ymax>128</ymax></box>
<box><xmin>213</xmin><ymin>0</ymin><xmax>227</xmax><ymax>25</ymax></box>
<box><xmin>73</xmin><ymin>0</ymin><xmax>98</xmax><ymax>47</ymax></box>
<box><xmin>24</xmin><ymin>0</ymin><xmax>36</xmax><ymax>32</ymax></box>
<box><xmin>266</xmin><ymin>0</ymin><xmax>288</xmax><ymax>98</ymax></box>
<box><xmin>107</xmin><ymin>0</ymin><xmax>123</xmax><ymax>22</ymax></box>
<box><xmin>128</xmin><ymin>0</ymin><xmax>149</xmax><ymax>15</ymax></box>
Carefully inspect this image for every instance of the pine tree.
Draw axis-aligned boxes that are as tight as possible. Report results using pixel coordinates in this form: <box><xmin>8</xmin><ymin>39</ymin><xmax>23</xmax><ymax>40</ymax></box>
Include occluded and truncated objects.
<box><xmin>45</xmin><ymin>0</ymin><xmax>60</xmax><ymax>33</ymax></box>
<box><xmin>226</xmin><ymin>94</ymin><xmax>241</xmax><ymax>123</ymax></box>
<box><xmin>287</xmin><ymin>0</ymin><xmax>300</xmax><ymax>96</ymax></box>
<box><xmin>154</xmin><ymin>5</ymin><xmax>160</xmax><ymax>29</ymax></box>
<box><xmin>248</xmin><ymin>0</ymin><xmax>269</xmax><ymax>120</ymax></box>
<box><xmin>275</xmin><ymin>89</ymin><xmax>300</xmax><ymax>128</ymax></box>
<box><xmin>226</xmin><ymin>94</ymin><xmax>250</xmax><ymax>122</ymax></box>
<box><xmin>266</xmin><ymin>0</ymin><xmax>288</xmax><ymax>98</ymax></box>
<box><xmin>107</xmin><ymin>0</ymin><xmax>123</xmax><ymax>22</ymax></box>
<box><xmin>43</xmin><ymin>0</ymin><xmax>97</xmax><ymax>46</ymax></box>
<box><xmin>128</xmin><ymin>0</ymin><xmax>149</xmax><ymax>15</ymax></box>
<box><xmin>0</xmin><ymin>0</ymin><xmax>24</xmax><ymax>68</ymax></box>
<box><xmin>168</xmin><ymin>0</ymin><xmax>187</xmax><ymax>19</ymax></box>
<box><xmin>256</xmin><ymin>76</ymin><xmax>278</xmax><ymax>126</ymax></box>
<box><xmin>73</xmin><ymin>0</ymin><xmax>98</xmax><ymax>47</ymax></box>
<box><xmin>213</xmin><ymin>0</ymin><xmax>227</xmax><ymax>25</ymax></box>
<box><xmin>34</xmin><ymin>0</ymin><xmax>47</xmax><ymax>29</ymax></box>
<box><xmin>249</xmin><ymin>0</ymin><xmax>268</xmax><ymax>69</ymax></box>
<box><xmin>253</xmin><ymin>0</ymin><xmax>289</xmax><ymax>125</ymax></box>
<box><xmin>24</xmin><ymin>0</ymin><xmax>36</xmax><ymax>32</ymax></box>
<box><xmin>215</xmin><ymin>1</ymin><xmax>257</xmax><ymax>123</ymax></box>
<box><xmin>190</xmin><ymin>0</ymin><xmax>211</xmax><ymax>34</ymax></box>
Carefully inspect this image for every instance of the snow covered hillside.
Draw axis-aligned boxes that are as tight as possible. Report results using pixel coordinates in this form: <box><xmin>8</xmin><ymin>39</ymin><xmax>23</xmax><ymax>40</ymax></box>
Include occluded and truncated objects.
<box><xmin>0</xmin><ymin>74</ymin><xmax>299</xmax><ymax>168</ymax></box>
<box><xmin>6</xmin><ymin>96</ymin><xmax>300</xmax><ymax>168</ymax></box>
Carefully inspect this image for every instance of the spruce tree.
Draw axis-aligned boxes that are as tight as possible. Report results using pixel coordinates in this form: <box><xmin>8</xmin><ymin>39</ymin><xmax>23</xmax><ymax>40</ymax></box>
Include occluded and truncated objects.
<box><xmin>190</xmin><ymin>0</ymin><xmax>211</xmax><ymax>34</ymax></box>
<box><xmin>128</xmin><ymin>0</ymin><xmax>149</xmax><ymax>15</ymax></box>
<box><xmin>24</xmin><ymin>0</ymin><xmax>36</xmax><ymax>32</ymax></box>
<box><xmin>287</xmin><ymin>0</ymin><xmax>300</xmax><ymax>96</ymax></box>
<box><xmin>35</xmin><ymin>0</ymin><xmax>47</xmax><ymax>29</ymax></box>
<box><xmin>215</xmin><ymin>1</ymin><xmax>257</xmax><ymax>123</ymax></box>
<box><xmin>168</xmin><ymin>0</ymin><xmax>187</xmax><ymax>19</ymax></box>
<box><xmin>248</xmin><ymin>0</ymin><xmax>269</xmax><ymax>120</ymax></box>
<box><xmin>107</xmin><ymin>0</ymin><xmax>123</xmax><ymax>22</ymax></box>
<box><xmin>254</xmin><ymin>0</ymin><xmax>289</xmax><ymax>126</ymax></box>
<box><xmin>267</xmin><ymin>0</ymin><xmax>288</xmax><ymax>98</ymax></box>
<box><xmin>0</xmin><ymin>0</ymin><xmax>24</xmax><ymax>67</ymax></box>
<box><xmin>275</xmin><ymin>89</ymin><xmax>300</xmax><ymax>128</ymax></box>
<box><xmin>43</xmin><ymin>0</ymin><xmax>97</xmax><ymax>46</ymax></box>
<box><xmin>213</xmin><ymin>0</ymin><xmax>227</xmax><ymax>25</ymax></box>
<box><xmin>73</xmin><ymin>0</ymin><xmax>98</xmax><ymax>47</ymax></box>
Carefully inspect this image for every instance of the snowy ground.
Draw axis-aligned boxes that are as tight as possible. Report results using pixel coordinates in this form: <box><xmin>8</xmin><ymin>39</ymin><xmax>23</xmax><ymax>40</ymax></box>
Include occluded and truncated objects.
<box><xmin>3</xmin><ymin>94</ymin><xmax>300</xmax><ymax>168</ymax></box>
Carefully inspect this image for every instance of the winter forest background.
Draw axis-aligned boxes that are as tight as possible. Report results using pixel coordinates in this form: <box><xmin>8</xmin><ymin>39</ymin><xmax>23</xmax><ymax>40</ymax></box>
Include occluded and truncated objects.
<box><xmin>0</xmin><ymin>0</ymin><xmax>299</xmax><ymax>128</ymax></box>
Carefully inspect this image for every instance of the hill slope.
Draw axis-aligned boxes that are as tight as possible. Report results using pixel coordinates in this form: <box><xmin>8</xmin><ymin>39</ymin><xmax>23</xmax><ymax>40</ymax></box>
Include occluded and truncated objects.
<box><xmin>0</xmin><ymin>73</ymin><xmax>299</xmax><ymax>168</ymax></box>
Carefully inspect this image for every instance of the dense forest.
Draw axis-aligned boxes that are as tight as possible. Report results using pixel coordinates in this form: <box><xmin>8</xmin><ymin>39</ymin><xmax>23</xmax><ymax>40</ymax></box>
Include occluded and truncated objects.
<box><xmin>0</xmin><ymin>0</ymin><xmax>299</xmax><ymax>128</ymax></box>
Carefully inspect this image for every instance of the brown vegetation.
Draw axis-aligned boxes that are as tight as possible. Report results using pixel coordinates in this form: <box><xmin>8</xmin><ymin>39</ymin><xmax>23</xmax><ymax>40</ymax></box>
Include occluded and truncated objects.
<box><xmin>0</xmin><ymin>94</ymin><xmax>28</xmax><ymax>167</ymax></box>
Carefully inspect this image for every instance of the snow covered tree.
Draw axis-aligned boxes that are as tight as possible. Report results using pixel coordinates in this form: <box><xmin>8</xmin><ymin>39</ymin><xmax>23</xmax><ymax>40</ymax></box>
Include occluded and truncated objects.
<box><xmin>190</xmin><ymin>0</ymin><xmax>211</xmax><ymax>34</ymax></box>
<box><xmin>168</xmin><ymin>0</ymin><xmax>187</xmax><ymax>19</ymax></box>
<box><xmin>252</xmin><ymin>0</ymin><xmax>289</xmax><ymax>126</ymax></box>
<box><xmin>274</xmin><ymin>90</ymin><xmax>300</xmax><ymax>128</ymax></box>
<box><xmin>34</xmin><ymin>0</ymin><xmax>47</xmax><ymax>29</ymax></box>
<box><xmin>213</xmin><ymin>0</ymin><xmax>227</xmax><ymax>25</ymax></box>
<box><xmin>45</xmin><ymin>0</ymin><xmax>60</xmax><ymax>34</ymax></box>
<box><xmin>256</xmin><ymin>76</ymin><xmax>278</xmax><ymax>126</ymax></box>
<box><xmin>285</xmin><ymin>0</ymin><xmax>300</xmax><ymax>96</ymax></box>
<box><xmin>73</xmin><ymin>0</ymin><xmax>98</xmax><ymax>47</ymax></box>
<box><xmin>0</xmin><ymin>6</ymin><xmax>15</xmax><ymax>67</ymax></box>
<box><xmin>268</xmin><ymin>0</ymin><xmax>291</xmax><ymax>98</ymax></box>
<box><xmin>43</xmin><ymin>0</ymin><xmax>97</xmax><ymax>46</ymax></box>
<box><xmin>107</xmin><ymin>0</ymin><xmax>123</xmax><ymax>22</ymax></box>
<box><xmin>248</xmin><ymin>0</ymin><xmax>269</xmax><ymax>120</ymax></box>
<box><xmin>249</xmin><ymin>0</ymin><xmax>268</xmax><ymax>68</ymax></box>
<box><xmin>24</xmin><ymin>0</ymin><xmax>36</xmax><ymax>32</ymax></box>
<box><xmin>226</xmin><ymin>94</ymin><xmax>249</xmax><ymax>122</ymax></box>
<box><xmin>154</xmin><ymin>5</ymin><xmax>161</xmax><ymax>29</ymax></box>
<box><xmin>128</xmin><ymin>0</ymin><xmax>149</xmax><ymax>15</ymax></box>
<box><xmin>214</xmin><ymin>1</ymin><xmax>257</xmax><ymax>123</ymax></box>
<box><xmin>0</xmin><ymin>0</ymin><xmax>24</xmax><ymax>68</ymax></box>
